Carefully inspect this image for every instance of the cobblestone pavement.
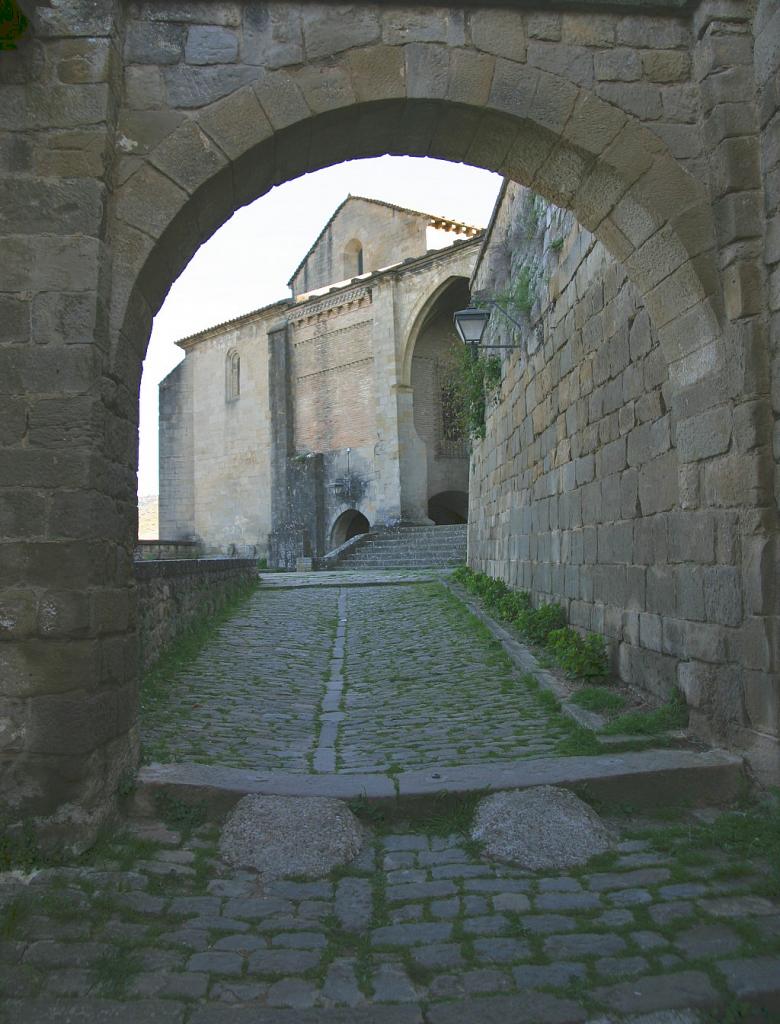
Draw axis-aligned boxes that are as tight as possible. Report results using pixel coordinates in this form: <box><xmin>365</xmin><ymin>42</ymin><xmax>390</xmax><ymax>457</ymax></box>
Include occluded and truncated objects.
<box><xmin>142</xmin><ymin>587</ymin><xmax>338</xmax><ymax>771</ymax></box>
<box><xmin>338</xmin><ymin>584</ymin><xmax>571</xmax><ymax>773</ymax></box>
<box><xmin>2</xmin><ymin>804</ymin><xmax>779</xmax><ymax>1022</ymax></box>
<box><xmin>142</xmin><ymin>580</ymin><xmax>576</xmax><ymax>773</ymax></box>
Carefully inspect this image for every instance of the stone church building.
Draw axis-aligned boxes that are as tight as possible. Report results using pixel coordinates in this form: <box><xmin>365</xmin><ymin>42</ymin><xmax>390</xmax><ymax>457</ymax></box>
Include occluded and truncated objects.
<box><xmin>158</xmin><ymin>196</ymin><xmax>482</xmax><ymax>565</ymax></box>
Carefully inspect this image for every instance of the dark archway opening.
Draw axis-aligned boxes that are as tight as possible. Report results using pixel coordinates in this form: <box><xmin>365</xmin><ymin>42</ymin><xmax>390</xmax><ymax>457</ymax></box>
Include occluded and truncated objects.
<box><xmin>331</xmin><ymin>509</ymin><xmax>370</xmax><ymax>548</ymax></box>
<box><xmin>428</xmin><ymin>491</ymin><xmax>469</xmax><ymax>525</ymax></box>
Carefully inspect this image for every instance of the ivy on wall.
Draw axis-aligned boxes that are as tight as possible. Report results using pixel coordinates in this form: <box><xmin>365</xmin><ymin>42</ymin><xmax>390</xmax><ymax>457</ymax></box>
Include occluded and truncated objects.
<box><xmin>0</xmin><ymin>0</ymin><xmax>28</xmax><ymax>50</ymax></box>
<box><xmin>447</xmin><ymin>346</ymin><xmax>502</xmax><ymax>440</ymax></box>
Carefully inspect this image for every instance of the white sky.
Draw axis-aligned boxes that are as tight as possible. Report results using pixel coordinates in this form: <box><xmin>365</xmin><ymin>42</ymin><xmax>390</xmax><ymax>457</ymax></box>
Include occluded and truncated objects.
<box><xmin>137</xmin><ymin>155</ymin><xmax>503</xmax><ymax>496</ymax></box>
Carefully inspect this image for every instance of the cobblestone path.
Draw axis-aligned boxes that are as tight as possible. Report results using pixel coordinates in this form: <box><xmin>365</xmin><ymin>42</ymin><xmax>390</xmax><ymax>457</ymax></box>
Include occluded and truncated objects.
<box><xmin>142</xmin><ymin>580</ymin><xmax>574</xmax><ymax>773</ymax></box>
<box><xmin>338</xmin><ymin>584</ymin><xmax>571</xmax><ymax>773</ymax></box>
<box><xmin>142</xmin><ymin>588</ymin><xmax>338</xmax><ymax>771</ymax></box>
<box><xmin>2</xmin><ymin>805</ymin><xmax>779</xmax><ymax>1022</ymax></box>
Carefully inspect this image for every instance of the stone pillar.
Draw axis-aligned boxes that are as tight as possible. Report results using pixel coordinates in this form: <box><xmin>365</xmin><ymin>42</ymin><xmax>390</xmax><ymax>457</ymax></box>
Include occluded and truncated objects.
<box><xmin>394</xmin><ymin>383</ymin><xmax>432</xmax><ymax>523</ymax></box>
<box><xmin>367</xmin><ymin>280</ymin><xmax>405</xmax><ymax>525</ymax></box>
<box><xmin>749</xmin><ymin>0</ymin><xmax>780</xmax><ymax>774</ymax></box>
<box><xmin>267</xmin><ymin>321</ymin><xmax>296</xmax><ymax>568</ymax></box>
<box><xmin>0</xmin><ymin>1</ymin><xmax>138</xmax><ymax>850</ymax></box>
<box><xmin>688</xmin><ymin>0</ymin><xmax>779</xmax><ymax>777</ymax></box>
<box><xmin>268</xmin><ymin>321</ymin><xmax>294</xmax><ymax>523</ymax></box>
<box><xmin>267</xmin><ymin>320</ymin><xmax>324</xmax><ymax>567</ymax></box>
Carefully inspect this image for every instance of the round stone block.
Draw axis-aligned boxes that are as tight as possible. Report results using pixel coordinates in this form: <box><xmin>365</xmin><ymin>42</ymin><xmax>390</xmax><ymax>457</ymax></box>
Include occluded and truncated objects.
<box><xmin>219</xmin><ymin>795</ymin><xmax>364</xmax><ymax>879</ymax></box>
<box><xmin>472</xmin><ymin>786</ymin><xmax>612</xmax><ymax>870</ymax></box>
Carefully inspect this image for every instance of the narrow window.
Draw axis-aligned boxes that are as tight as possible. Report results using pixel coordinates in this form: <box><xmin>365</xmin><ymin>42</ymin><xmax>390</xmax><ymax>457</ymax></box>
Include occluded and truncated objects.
<box><xmin>226</xmin><ymin>350</ymin><xmax>240</xmax><ymax>402</ymax></box>
<box><xmin>343</xmin><ymin>239</ymin><xmax>363</xmax><ymax>279</ymax></box>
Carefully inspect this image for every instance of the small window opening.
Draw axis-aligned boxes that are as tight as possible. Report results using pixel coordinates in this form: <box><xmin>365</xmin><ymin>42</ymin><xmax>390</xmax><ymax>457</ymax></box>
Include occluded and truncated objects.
<box><xmin>226</xmin><ymin>350</ymin><xmax>240</xmax><ymax>402</ymax></box>
<box><xmin>343</xmin><ymin>239</ymin><xmax>364</xmax><ymax>279</ymax></box>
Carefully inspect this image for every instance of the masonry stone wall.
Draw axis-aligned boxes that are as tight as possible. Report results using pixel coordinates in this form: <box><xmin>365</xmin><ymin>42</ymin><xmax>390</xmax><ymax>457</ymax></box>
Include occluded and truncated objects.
<box><xmin>291</xmin><ymin>289</ymin><xmax>377</xmax><ymax>452</ymax></box>
<box><xmin>158</xmin><ymin>359</ymin><xmax>195</xmax><ymax>541</ymax></box>
<box><xmin>469</xmin><ymin>176</ymin><xmax>778</xmax><ymax>774</ymax></box>
<box><xmin>3</xmin><ymin>0</ymin><xmax>778</xmax><ymax>845</ymax></box>
<box><xmin>133</xmin><ymin>540</ymin><xmax>201</xmax><ymax>561</ymax></box>
<box><xmin>134</xmin><ymin>557</ymin><xmax>257</xmax><ymax>674</ymax></box>
<box><xmin>162</xmin><ymin>313</ymin><xmax>274</xmax><ymax>556</ymax></box>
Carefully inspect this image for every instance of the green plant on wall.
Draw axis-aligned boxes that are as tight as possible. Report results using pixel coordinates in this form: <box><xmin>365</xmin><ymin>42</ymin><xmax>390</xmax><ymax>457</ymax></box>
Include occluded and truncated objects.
<box><xmin>446</xmin><ymin>346</ymin><xmax>502</xmax><ymax>440</ymax></box>
<box><xmin>0</xmin><ymin>0</ymin><xmax>28</xmax><ymax>50</ymax></box>
<box><xmin>512</xmin><ymin>264</ymin><xmax>536</xmax><ymax>313</ymax></box>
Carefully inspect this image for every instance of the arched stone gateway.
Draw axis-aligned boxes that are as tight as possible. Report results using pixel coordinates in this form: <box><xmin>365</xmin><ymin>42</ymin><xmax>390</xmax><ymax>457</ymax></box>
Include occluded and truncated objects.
<box><xmin>2</xmin><ymin>1</ymin><xmax>778</xmax><ymax>845</ymax></box>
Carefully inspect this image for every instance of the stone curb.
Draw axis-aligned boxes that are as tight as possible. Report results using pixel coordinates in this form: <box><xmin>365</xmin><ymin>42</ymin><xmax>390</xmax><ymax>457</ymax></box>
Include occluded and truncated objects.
<box><xmin>135</xmin><ymin>747</ymin><xmax>744</xmax><ymax>821</ymax></box>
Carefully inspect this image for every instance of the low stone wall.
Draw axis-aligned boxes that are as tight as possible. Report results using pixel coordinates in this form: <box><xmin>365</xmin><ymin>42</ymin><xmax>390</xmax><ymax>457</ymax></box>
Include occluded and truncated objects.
<box><xmin>135</xmin><ymin>558</ymin><xmax>257</xmax><ymax>674</ymax></box>
<box><xmin>134</xmin><ymin>540</ymin><xmax>202</xmax><ymax>561</ymax></box>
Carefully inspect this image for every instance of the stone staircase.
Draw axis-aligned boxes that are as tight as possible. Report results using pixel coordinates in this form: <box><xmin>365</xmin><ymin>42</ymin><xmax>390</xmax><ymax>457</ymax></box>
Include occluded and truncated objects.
<box><xmin>332</xmin><ymin>524</ymin><xmax>467</xmax><ymax>570</ymax></box>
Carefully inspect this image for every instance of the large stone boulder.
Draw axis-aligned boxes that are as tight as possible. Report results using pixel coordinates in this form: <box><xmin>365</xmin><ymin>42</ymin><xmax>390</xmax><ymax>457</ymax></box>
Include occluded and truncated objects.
<box><xmin>472</xmin><ymin>786</ymin><xmax>612</xmax><ymax>870</ymax></box>
<box><xmin>219</xmin><ymin>795</ymin><xmax>365</xmax><ymax>879</ymax></box>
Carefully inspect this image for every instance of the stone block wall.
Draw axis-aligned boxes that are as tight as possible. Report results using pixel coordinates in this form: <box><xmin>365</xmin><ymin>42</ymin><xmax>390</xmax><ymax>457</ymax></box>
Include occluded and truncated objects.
<box><xmin>159</xmin><ymin>359</ymin><xmax>195</xmax><ymax>542</ymax></box>
<box><xmin>134</xmin><ymin>557</ymin><xmax>257</xmax><ymax>674</ymax></box>
<box><xmin>756</xmin><ymin>0</ymin><xmax>780</xmax><ymax>535</ymax></box>
<box><xmin>468</xmin><ymin>180</ymin><xmax>776</xmax><ymax>770</ymax></box>
<box><xmin>5</xmin><ymin>0</ymin><xmax>778</xmax><ymax>845</ymax></box>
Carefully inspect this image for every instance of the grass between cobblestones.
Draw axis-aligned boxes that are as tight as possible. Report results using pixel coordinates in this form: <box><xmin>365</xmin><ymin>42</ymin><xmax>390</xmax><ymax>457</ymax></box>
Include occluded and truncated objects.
<box><xmin>337</xmin><ymin>581</ymin><xmax>604</xmax><ymax>772</ymax></box>
<box><xmin>140</xmin><ymin>578</ymin><xmax>261</xmax><ymax>764</ymax></box>
<box><xmin>2</xmin><ymin>794</ymin><xmax>780</xmax><ymax>1020</ymax></box>
<box><xmin>139</xmin><ymin>576</ymin><xmax>609</xmax><ymax>778</ymax></box>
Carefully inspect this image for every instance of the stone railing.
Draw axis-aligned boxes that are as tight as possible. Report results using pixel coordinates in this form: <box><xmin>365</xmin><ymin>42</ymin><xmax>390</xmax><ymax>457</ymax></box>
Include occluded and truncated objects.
<box><xmin>135</xmin><ymin>558</ymin><xmax>257</xmax><ymax>674</ymax></box>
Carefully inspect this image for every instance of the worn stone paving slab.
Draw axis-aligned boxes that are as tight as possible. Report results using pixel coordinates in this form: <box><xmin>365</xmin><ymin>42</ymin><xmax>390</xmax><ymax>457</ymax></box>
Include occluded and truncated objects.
<box><xmin>138</xmin><ymin>748</ymin><xmax>743</xmax><ymax>810</ymax></box>
<box><xmin>259</xmin><ymin>569</ymin><xmax>449</xmax><ymax>589</ymax></box>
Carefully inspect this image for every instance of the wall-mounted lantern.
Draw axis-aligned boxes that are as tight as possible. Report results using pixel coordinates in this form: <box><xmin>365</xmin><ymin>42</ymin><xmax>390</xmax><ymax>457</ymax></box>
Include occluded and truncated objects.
<box><xmin>453</xmin><ymin>301</ymin><xmax>526</xmax><ymax>353</ymax></box>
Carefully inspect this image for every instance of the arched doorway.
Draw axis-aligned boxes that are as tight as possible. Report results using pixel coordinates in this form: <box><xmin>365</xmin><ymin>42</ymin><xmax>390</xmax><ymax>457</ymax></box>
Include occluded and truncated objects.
<box><xmin>407</xmin><ymin>277</ymin><xmax>472</xmax><ymax>522</ymax></box>
<box><xmin>428</xmin><ymin>491</ymin><xmax>469</xmax><ymax>526</ymax></box>
<box><xmin>330</xmin><ymin>509</ymin><xmax>370</xmax><ymax>549</ymax></box>
<box><xmin>6</xmin><ymin>2</ymin><xmax>775</xmax><ymax>841</ymax></box>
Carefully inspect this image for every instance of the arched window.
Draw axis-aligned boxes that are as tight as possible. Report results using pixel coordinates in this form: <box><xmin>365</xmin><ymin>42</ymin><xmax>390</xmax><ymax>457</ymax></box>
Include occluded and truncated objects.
<box><xmin>343</xmin><ymin>239</ymin><xmax>363</xmax><ymax>279</ymax></box>
<box><xmin>226</xmin><ymin>350</ymin><xmax>240</xmax><ymax>402</ymax></box>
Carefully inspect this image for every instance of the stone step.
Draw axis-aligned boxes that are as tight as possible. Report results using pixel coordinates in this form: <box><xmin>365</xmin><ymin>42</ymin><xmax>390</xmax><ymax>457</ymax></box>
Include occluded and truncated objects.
<box><xmin>341</xmin><ymin>552</ymin><xmax>465</xmax><ymax>561</ymax></box>
<box><xmin>342</xmin><ymin>552</ymin><xmax>465</xmax><ymax>561</ymax></box>
<box><xmin>329</xmin><ymin>524</ymin><xmax>467</xmax><ymax>570</ymax></box>
<box><xmin>342</xmin><ymin>555</ymin><xmax>464</xmax><ymax>563</ymax></box>
<box><xmin>136</xmin><ymin>748</ymin><xmax>745</xmax><ymax>819</ymax></box>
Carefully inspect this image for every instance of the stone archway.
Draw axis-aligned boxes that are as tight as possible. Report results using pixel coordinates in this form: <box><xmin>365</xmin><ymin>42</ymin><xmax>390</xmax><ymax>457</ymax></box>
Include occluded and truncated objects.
<box><xmin>406</xmin><ymin>277</ymin><xmax>471</xmax><ymax>521</ymax></box>
<box><xmin>2</xmin><ymin>1</ymin><xmax>777</xmax><ymax>843</ymax></box>
<box><xmin>330</xmin><ymin>509</ymin><xmax>370</xmax><ymax>549</ymax></box>
<box><xmin>429</xmin><ymin>491</ymin><xmax>469</xmax><ymax>526</ymax></box>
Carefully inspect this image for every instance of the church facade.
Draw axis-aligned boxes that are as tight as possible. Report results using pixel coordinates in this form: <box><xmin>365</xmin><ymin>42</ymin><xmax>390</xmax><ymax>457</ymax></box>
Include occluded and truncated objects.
<box><xmin>158</xmin><ymin>197</ymin><xmax>482</xmax><ymax>566</ymax></box>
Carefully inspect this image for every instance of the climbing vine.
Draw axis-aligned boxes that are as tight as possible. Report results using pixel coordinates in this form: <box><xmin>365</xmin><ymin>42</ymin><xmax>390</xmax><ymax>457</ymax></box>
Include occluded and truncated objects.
<box><xmin>447</xmin><ymin>345</ymin><xmax>502</xmax><ymax>440</ymax></box>
<box><xmin>0</xmin><ymin>0</ymin><xmax>28</xmax><ymax>50</ymax></box>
